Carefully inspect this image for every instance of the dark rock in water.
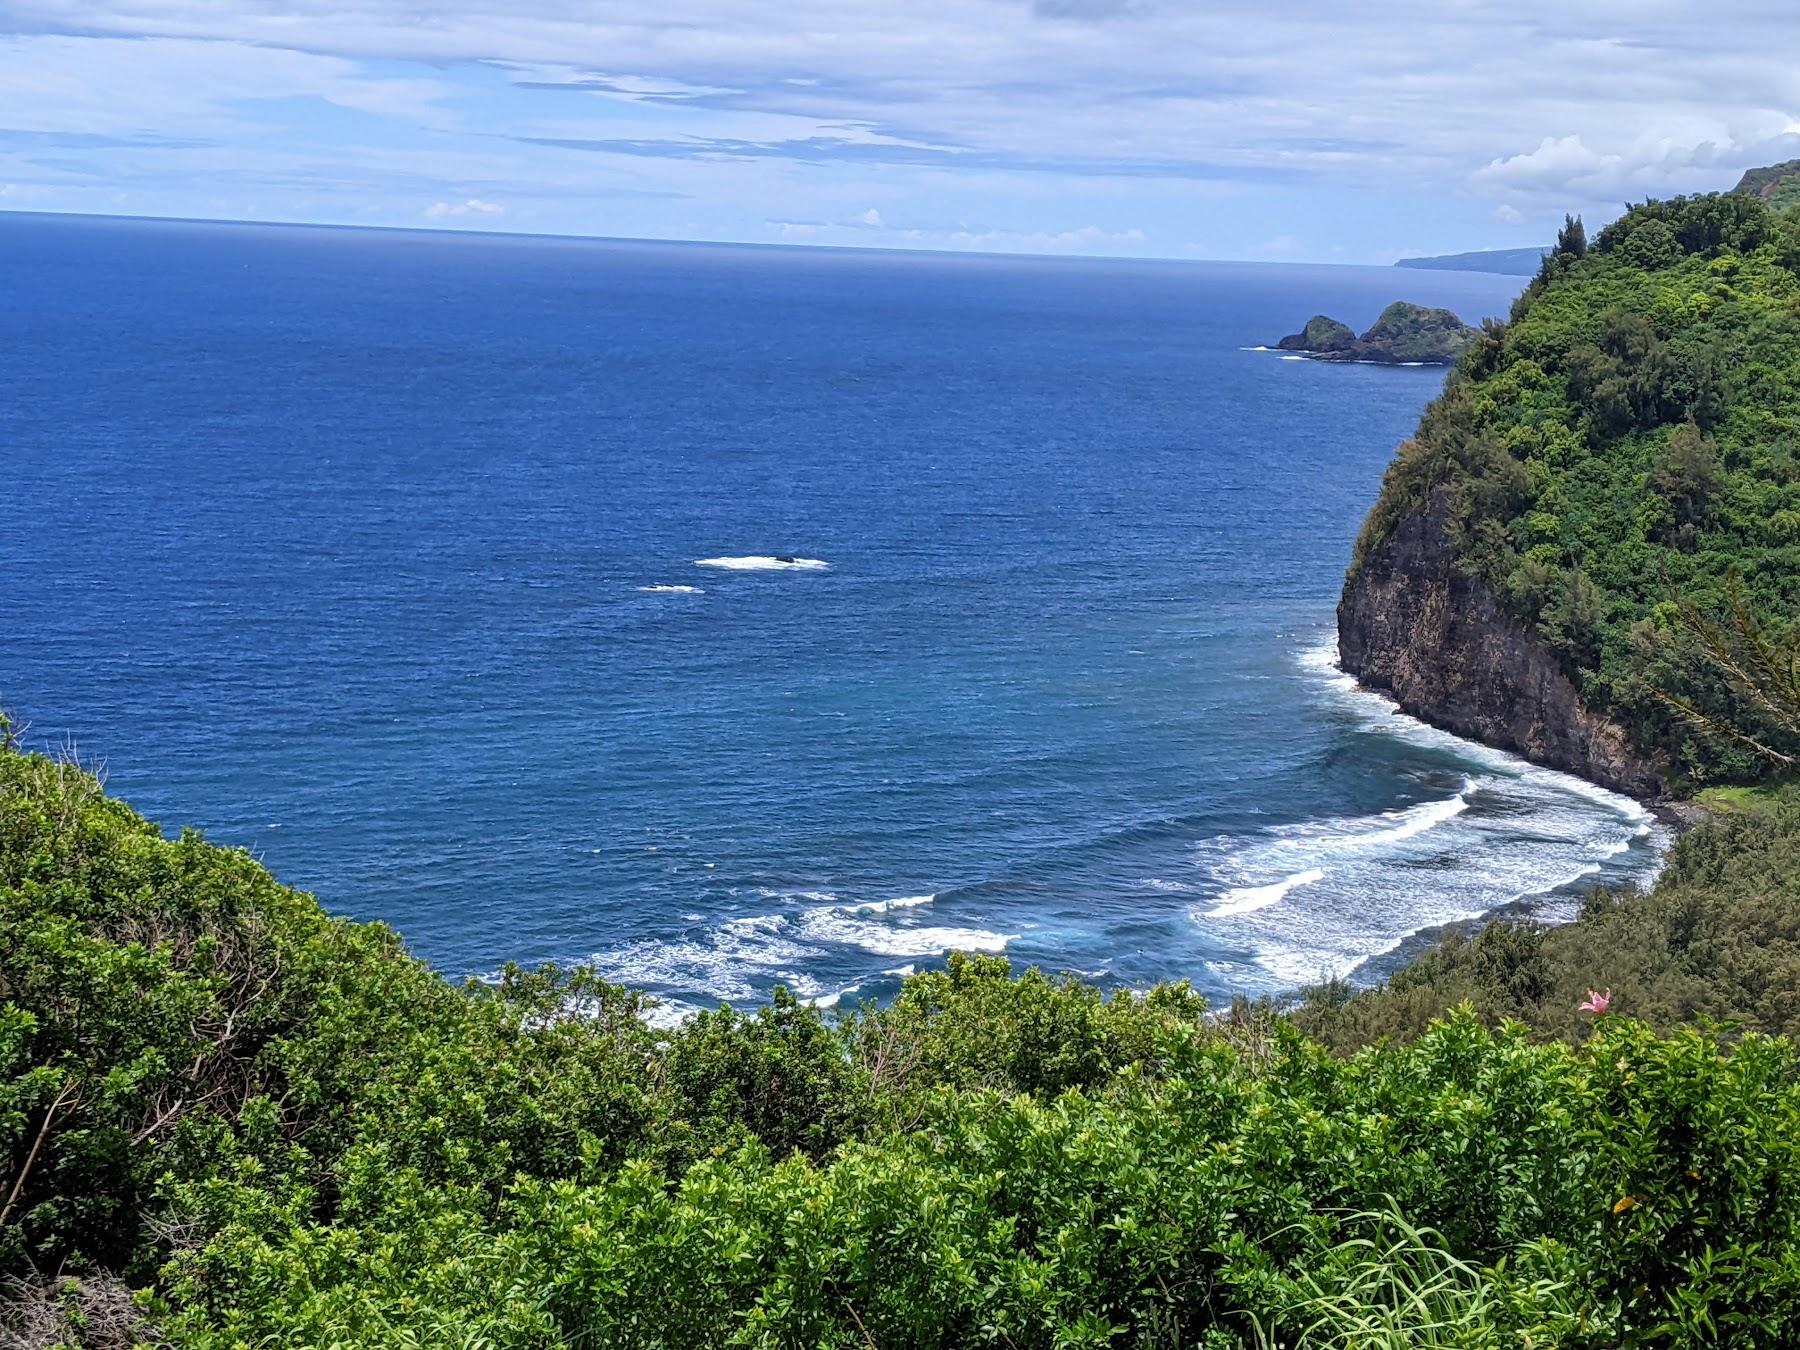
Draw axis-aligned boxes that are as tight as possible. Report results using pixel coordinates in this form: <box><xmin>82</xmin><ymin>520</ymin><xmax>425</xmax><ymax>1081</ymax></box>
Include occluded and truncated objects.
<box><xmin>1271</xmin><ymin>302</ymin><xmax>1477</xmax><ymax>365</ymax></box>
<box><xmin>1336</xmin><ymin>493</ymin><xmax>1662</xmax><ymax>797</ymax></box>
<box><xmin>1347</xmin><ymin>302</ymin><xmax>1478</xmax><ymax>364</ymax></box>
<box><xmin>1276</xmin><ymin>315</ymin><xmax>1357</xmax><ymax>353</ymax></box>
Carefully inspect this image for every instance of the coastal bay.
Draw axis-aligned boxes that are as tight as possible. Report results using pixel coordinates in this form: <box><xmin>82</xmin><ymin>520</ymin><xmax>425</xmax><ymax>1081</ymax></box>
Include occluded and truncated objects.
<box><xmin>0</xmin><ymin>213</ymin><xmax>1660</xmax><ymax>1014</ymax></box>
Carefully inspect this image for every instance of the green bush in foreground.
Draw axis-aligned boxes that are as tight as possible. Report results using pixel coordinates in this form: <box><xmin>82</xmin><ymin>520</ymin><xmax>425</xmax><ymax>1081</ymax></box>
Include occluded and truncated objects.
<box><xmin>6</xmin><ymin>736</ymin><xmax>1800</xmax><ymax>1346</ymax></box>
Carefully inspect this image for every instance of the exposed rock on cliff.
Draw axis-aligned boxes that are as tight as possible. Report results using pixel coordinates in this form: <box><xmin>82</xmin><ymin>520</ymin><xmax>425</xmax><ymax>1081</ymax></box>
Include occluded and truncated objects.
<box><xmin>1734</xmin><ymin>159</ymin><xmax>1800</xmax><ymax>212</ymax></box>
<box><xmin>1332</xmin><ymin>192</ymin><xmax>1800</xmax><ymax>796</ymax></box>
<box><xmin>1337</xmin><ymin>496</ymin><xmax>1664</xmax><ymax>797</ymax></box>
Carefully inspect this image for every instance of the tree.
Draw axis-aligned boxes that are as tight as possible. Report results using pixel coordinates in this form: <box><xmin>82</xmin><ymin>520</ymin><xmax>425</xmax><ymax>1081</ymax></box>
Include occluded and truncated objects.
<box><xmin>1542</xmin><ymin>563</ymin><xmax>1604</xmax><ymax>668</ymax></box>
<box><xmin>1650</xmin><ymin>422</ymin><xmax>1723</xmax><ymax>546</ymax></box>
<box><xmin>1555</xmin><ymin>213</ymin><xmax>1587</xmax><ymax>259</ymax></box>
<box><xmin>1655</xmin><ymin>569</ymin><xmax>1800</xmax><ymax>769</ymax></box>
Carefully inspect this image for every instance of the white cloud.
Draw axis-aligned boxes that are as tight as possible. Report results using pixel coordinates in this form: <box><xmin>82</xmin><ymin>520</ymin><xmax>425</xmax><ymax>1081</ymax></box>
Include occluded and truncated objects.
<box><xmin>7</xmin><ymin>1</ymin><xmax>1800</xmax><ymax>198</ymax></box>
<box><xmin>425</xmin><ymin>197</ymin><xmax>505</xmax><ymax>218</ymax></box>
<box><xmin>1474</xmin><ymin>136</ymin><xmax>1613</xmax><ymax>193</ymax></box>
<box><xmin>1470</xmin><ymin>125</ymin><xmax>1800</xmax><ymax>205</ymax></box>
<box><xmin>0</xmin><ymin>34</ymin><xmax>457</xmax><ymax>137</ymax></box>
<box><xmin>1492</xmin><ymin>203</ymin><xmax>1524</xmax><ymax>224</ymax></box>
<box><xmin>5</xmin><ymin>2</ymin><xmax>1800</xmax><ymax>255</ymax></box>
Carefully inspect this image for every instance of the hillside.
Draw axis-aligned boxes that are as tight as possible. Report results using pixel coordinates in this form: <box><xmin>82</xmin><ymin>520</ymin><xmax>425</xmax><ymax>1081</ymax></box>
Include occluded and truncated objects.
<box><xmin>1736</xmin><ymin>159</ymin><xmax>1800</xmax><ymax>213</ymax></box>
<box><xmin>1396</xmin><ymin>246</ymin><xmax>1550</xmax><ymax>276</ymax></box>
<box><xmin>9</xmin><ymin>730</ymin><xmax>1800</xmax><ymax>1344</ymax></box>
<box><xmin>1339</xmin><ymin>196</ymin><xmax>1800</xmax><ymax>791</ymax></box>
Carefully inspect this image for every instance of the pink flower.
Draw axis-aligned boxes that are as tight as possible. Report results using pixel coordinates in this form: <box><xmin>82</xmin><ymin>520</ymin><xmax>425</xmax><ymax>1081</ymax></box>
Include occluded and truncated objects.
<box><xmin>1578</xmin><ymin>988</ymin><xmax>1612</xmax><ymax>1015</ymax></box>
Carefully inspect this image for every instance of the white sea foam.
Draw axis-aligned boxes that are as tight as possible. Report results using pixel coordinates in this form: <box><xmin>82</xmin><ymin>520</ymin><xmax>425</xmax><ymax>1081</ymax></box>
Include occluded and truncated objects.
<box><xmin>638</xmin><ymin>584</ymin><xmax>704</xmax><ymax>594</ymax></box>
<box><xmin>846</xmin><ymin>893</ymin><xmax>936</xmax><ymax>914</ymax></box>
<box><xmin>1297</xmin><ymin>636</ymin><xmax>1656</xmax><ymax>826</ymax></box>
<box><xmin>641</xmin><ymin>997</ymin><xmax>704</xmax><ymax>1030</ymax></box>
<box><xmin>1175</xmin><ymin>636</ymin><xmax>1673</xmax><ymax>997</ymax></box>
<box><xmin>592</xmin><ymin>890</ymin><xmax>1004</xmax><ymax>1006</ymax></box>
<box><xmin>603</xmin><ymin>635</ymin><xmax>1669</xmax><ymax>1012</ymax></box>
<box><xmin>1205</xmin><ymin>866</ymin><xmax>1326</xmax><ymax>918</ymax></box>
<box><xmin>596</xmin><ymin>913</ymin><xmax>816</xmax><ymax>1004</ymax></box>
<box><xmin>694</xmin><ymin>555</ymin><xmax>829</xmax><ymax>571</ymax></box>
<box><xmin>796</xmin><ymin>906</ymin><xmax>1015</xmax><ymax>958</ymax></box>
<box><xmin>1272</xmin><ymin>788</ymin><xmax>1473</xmax><ymax>853</ymax></box>
<box><xmin>1257</xmin><ymin>854</ymin><xmax>1614</xmax><ymax>989</ymax></box>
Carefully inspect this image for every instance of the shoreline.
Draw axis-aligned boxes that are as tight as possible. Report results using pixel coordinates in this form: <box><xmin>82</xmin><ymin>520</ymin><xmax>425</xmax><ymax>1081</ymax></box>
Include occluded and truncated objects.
<box><xmin>1302</xmin><ymin>635</ymin><xmax>1671</xmax><ymax>990</ymax></box>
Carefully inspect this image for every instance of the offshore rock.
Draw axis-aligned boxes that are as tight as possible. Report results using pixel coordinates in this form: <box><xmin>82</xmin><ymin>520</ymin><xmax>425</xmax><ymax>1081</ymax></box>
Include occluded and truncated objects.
<box><xmin>1272</xmin><ymin>302</ymin><xmax>1476</xmax><ymax>364</ymax></box>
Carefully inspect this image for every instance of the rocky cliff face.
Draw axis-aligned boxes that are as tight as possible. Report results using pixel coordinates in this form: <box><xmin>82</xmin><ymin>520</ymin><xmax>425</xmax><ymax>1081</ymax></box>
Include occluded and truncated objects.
<box><xmin>1338</xmin><ymin>499</ymin><xmax>1664</xmax><ymax>797</ymax></box>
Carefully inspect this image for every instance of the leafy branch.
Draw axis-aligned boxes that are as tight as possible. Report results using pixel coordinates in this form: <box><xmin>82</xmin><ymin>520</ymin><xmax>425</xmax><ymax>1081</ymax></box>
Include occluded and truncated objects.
<box><xmin>1654</xmin><ymin>567</ymin><xmax>1800</xmax><ymax>769</ymax></box>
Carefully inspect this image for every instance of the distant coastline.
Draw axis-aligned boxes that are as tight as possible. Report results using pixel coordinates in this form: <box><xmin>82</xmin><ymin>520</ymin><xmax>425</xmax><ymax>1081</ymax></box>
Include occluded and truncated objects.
<box><xmin>1394</xmin><ymin>245</ymin><xmax>1549</xmax><ymax>276</ymax></box>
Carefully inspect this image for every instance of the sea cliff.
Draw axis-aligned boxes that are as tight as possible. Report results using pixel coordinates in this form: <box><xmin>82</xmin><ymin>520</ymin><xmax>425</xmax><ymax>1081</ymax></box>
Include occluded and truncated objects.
<box><xmin>1335</xmin><ymin>190</ymin><xmax>1800</xmax><ymax>799</ymax></box>
<box><xmin>1337</xmin><ymin>494</ymin><xmax>1662</xmax><ymax>796</ymax></box>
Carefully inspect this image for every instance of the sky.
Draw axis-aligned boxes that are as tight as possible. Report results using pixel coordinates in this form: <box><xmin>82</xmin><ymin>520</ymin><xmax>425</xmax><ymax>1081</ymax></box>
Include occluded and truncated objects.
<box><xmin>2</xmin><ymin>1</ymin><xmax>1799</xmax><ymax>262</ymax></box>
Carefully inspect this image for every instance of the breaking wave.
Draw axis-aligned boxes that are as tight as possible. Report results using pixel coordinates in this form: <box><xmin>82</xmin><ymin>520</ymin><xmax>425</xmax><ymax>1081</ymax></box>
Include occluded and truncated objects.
<box><xmin>694</xmin><ymin>555</ymin><xmax>829</xmax><ymax>571</ymax></box>
<box><xmin>591</xmin><ymin>890</ymin><xmax>1009</xmax><ymax>1009</ymax></box>
<box><xmin>1205</xmin><ymin>867</ymin><xmax>1326</xmax><ymax>918</ymax></box>
<box><xmin>1186</xmin><ymin>638</ymin><xmax>1667</xmax><ymax>990</ymax></box>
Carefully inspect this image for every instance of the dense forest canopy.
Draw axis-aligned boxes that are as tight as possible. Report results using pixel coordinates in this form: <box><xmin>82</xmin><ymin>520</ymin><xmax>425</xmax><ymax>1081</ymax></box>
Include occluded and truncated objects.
<box><xmin>1349</xmin><ymin>192</ymin><xmax>1800</xmax><ymax>784</ymax></box>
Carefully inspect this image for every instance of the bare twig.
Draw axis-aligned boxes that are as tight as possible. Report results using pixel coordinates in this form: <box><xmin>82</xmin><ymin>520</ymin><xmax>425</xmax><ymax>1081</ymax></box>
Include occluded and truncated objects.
<box><xmin>1</xmin><ymin>1079</ymin><xmax>80</xmax><ymax>1230</ymax></box>
<box><xmin>843</xmin><ymin>1299</ymin><xmax>879</xmax><ymax>1350</ymax></box>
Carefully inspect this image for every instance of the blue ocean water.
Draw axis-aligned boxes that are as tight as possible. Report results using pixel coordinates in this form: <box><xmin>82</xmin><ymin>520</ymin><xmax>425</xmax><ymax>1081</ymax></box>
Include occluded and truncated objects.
<box><xmin>2</xmin><ymin>213</ymin><xmax>1663</xmax><ymax>1015</ymax></box>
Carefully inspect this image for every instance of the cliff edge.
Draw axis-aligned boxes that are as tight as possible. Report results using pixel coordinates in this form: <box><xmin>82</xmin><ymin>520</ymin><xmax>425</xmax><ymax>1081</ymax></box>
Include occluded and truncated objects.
<box><xmin>1332</xmin><ymin>190</ymin><xmax>1800</xmax><ymax>798</ymax></box>
<box><xmin>1337</xmin><ymin>497</ymin><xmax>1662</xmax><ymax>796</ymax></box>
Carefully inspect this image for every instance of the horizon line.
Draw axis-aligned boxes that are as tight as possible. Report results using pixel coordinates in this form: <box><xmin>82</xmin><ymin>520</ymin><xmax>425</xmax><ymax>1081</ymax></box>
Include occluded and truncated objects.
<box><xmin>0</xmin><ymin>205</ymin><xmax>1535</xmax><ymax>273</ymax></box>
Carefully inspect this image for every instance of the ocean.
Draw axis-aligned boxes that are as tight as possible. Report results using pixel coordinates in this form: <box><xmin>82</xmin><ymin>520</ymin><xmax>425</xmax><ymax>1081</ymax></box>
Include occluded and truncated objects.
<box><xmin>2</xmin><ymin>212</ymin><xmax>1664</xmax><ymax>1016</ymax></box>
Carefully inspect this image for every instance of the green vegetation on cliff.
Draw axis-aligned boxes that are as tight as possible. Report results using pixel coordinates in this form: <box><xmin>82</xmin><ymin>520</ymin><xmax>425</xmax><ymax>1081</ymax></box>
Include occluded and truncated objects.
<box><xmin>10</xmin><ymin>732</ymin><xmax>1800</xmax><ymax>1346</ymax></box>
<box><xmin>1348</xmin><ymin>195</ymin><xmax>1800</xmax><ymax>784</ymax></box>
<box><xmin>1737</xmin><ymin>160</ymin><xmax>1800</xmax><ymax>214</ymax></box>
